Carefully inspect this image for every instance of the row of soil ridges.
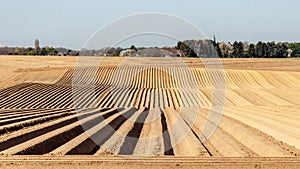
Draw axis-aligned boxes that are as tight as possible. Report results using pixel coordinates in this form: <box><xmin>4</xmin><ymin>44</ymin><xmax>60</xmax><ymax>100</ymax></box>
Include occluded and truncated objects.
<box><xmin>0</xmin><ymin>62</ymin><xmax>299</xmax><ymax>156</ymax></box>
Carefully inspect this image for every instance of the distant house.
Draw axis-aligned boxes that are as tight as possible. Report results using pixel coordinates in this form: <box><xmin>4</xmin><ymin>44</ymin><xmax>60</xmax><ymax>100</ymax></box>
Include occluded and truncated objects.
<box><xmin>104</xmin><ymin>53</ymin><xmax>113</xmax><ymax>56</ymax></box>
<box><xmin>119</xmin><ymin>49</ymin><xmax>136</xmax><ymax>57</ymax></box>
<box><xmin>160</xmin><ymin>49</ymin><xmax>179</xmax><ymax>57</ymax></box>
<box><xmin>162</xmin><ymin>49</ymin><xmax>183</xmax><ymax>57</ymax></box>
<box><xmin>137</xmin><ymin>48</ymin><xmax>182</xmax><ymax>57</ymax></box>
<box><xmin>57</xmin><ymin>52</ymin><xmax>66</xmax><ymax>56</ymax></box>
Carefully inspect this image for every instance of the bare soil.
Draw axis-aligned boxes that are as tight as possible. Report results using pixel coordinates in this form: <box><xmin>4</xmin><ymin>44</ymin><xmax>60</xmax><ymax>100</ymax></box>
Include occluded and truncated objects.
<box><xmin>0</xmin><ymin>56</ymin><xmax>300</xmax><ymax>168</ymax></box>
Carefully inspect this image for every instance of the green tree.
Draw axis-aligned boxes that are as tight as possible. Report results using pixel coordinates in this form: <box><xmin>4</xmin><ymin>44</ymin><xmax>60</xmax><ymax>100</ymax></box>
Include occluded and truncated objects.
<box><xmin>215</xmin><ymin>42</ymin><xmax>223</xmax><ymax>58</ymax></box>
<box><xmin>238</xmin><ymin>42</ymin><xmax>244</xmax><ymax>57</ymax></box>
<box><xmin>176</xmin><ymin>41</ymin><xmax>197</xmax><ymax>57</ymax></box>
<box><xmin>262</xmin><ymin>42</ymin><xmax>268</xmax><ymax>57</ymax></box>
<box><xmin>232</xmin><ymin>41</ymin><xmax>244</xmax><ymax>57</ymax></box>
<box><xmin>248</xmin><ymin>44</ymin><xmax>256</xmax><ymax>58</ymax></box>
<box><xmin>13</xmin><ymin>47</ymin><xmax>20</xmax><ymax>55</ymax></box>
<box><xmin>256</xmin><ymin>41</ymin><xmax>264</xmax><ymax>58</ymax></box>
<box><xmin>41</xmin><ymin>47</ymin><xmax>47</xmax><ymax>56</ymax></box>
<box><xmin>45</xmin><ymin>47</ymin><xmax>58</xmax><ymax>55</ymax></box>
<box><xmin>287</xmin><ymin>42</ymin><xmax>300</xmax><ymax>57</ymax></box>
<box><xmin>130</xmin><ymin>45</ymin><xmax>137</xmax><ymax>51</ymax></box>
<box><xmin>276</xmin><ymin>42</ymin><xmax>288</xmax><ymax>58</ymax></box>
<box><xmin>25</xmin><ymin>47</ymin><xmax>35</xmax><ymax>55</ymax></box>
<box><xmin>267</xmin><ymin>42</ymin><xmax>277</xmax><ymax>58</ymax></box>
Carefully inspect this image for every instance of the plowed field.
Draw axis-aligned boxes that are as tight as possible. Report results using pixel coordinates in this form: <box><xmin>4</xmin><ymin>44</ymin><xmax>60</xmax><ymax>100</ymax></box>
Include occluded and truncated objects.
<box><xmin>0</xmin><ymin>56</ymin><xmax>299</xmax><ymax>168</ymax></box>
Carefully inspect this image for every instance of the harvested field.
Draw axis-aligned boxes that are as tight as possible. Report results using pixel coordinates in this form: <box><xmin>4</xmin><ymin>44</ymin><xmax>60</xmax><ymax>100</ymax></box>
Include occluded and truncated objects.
<box><xmin>0</xmin><ymin>56</ymin><xmax>300</xmax><ymax>168</ymax></box>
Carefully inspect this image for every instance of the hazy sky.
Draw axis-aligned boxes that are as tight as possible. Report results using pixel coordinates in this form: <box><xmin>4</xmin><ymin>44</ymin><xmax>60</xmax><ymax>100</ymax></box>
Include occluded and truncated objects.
<box><xmin>0</xmin><ymin>0</ymin><xmax>299</xmax><ymax>49</ymax></box>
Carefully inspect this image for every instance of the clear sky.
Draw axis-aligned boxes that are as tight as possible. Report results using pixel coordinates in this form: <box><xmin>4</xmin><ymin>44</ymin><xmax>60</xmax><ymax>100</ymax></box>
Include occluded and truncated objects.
<box><xmin>0</xmin><ymin>0</ymin><xmax>299</xmax><ymax>49</ymax></box>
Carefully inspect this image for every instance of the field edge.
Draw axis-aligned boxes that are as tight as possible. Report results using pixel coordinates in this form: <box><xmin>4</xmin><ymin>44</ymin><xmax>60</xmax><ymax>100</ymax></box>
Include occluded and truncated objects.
<box><xmin>0</xmin><ymin>156</ymin><xmax>300</xmax><ymax>169</ymax></box>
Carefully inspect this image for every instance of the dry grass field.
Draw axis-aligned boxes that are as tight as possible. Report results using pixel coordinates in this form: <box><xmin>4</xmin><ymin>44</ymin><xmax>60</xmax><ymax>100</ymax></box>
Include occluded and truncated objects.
<box><xmin>0</xmin><ymin>55</ymin><xmax>300</xmax><ymax>168</ymax></box>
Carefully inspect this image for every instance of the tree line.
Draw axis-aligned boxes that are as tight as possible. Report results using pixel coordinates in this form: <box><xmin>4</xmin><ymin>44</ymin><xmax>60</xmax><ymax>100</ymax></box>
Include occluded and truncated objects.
<box><xmin>0</xmin><ymin>46</ymin><xmax>60</xmax><ymax>56</ymax></box>
<box><xmin>1</xmin><ymin>39</ymin><xmax>300</xmax><ymax>58</ymax></box>
<box><xmin>177</xmin><ymin>40</ymin><xmax>300</xmax><ymax>58</ymax></box>
<box><xmin>0</xmin><ymin>39</ymin><xmax>78</xmax><ymax>56</ymax></box>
